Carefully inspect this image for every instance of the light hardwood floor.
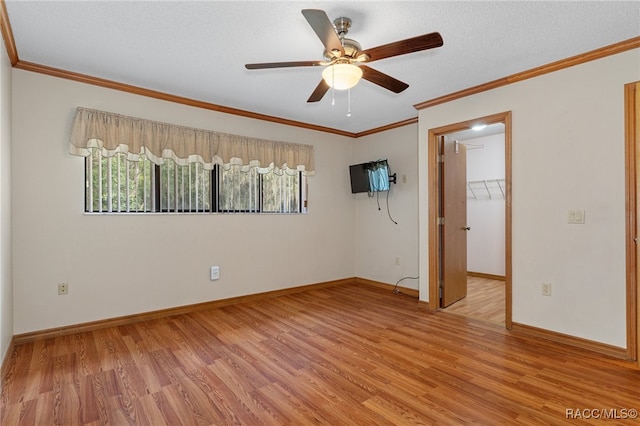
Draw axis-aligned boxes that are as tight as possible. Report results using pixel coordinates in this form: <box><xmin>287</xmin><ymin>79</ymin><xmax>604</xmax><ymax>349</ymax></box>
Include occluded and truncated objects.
<box><xmin>2</xmin><ymin>283</ymin><xmax>639</xmax><ymax>425</ymax></box>
<box><xmin>442</xmin><ymin>275</ymin><xmax>505</xmax><ymax>325</ymax></box>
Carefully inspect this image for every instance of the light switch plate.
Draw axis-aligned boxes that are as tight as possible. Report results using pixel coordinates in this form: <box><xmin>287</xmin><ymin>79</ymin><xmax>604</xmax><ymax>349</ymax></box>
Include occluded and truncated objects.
<box><xmin>568</xmin><ymin>209</ymin><xmax>585</xmax><ymax>224</ymax></box>
<box><xmin>210</xmin><ymin>266</ymin><xmax>220</xmax><ymax>281</ymax></box>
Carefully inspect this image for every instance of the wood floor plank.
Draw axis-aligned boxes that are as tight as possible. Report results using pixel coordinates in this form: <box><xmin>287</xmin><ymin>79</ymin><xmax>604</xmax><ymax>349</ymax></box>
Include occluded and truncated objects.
<box><xmin>33</xmin><ymin>390</ymin><xmax>55</xmax><ymax>425</ymax></box>
<box><xmin>2</xmin><ymin>282</ymin><xmax>640</xmax><ymax>425</ymax></box>
<box><xmin>443</xmin><ymin>275</ymin><xmax>505</xmax><ymax>324</ymax></box>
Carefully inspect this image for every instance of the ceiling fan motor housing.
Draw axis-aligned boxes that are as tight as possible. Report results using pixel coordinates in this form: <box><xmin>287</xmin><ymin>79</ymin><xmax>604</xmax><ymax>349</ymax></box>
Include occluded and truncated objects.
<box><xmin>323</xmin><ymin>17</ymin><xmax>362</xmax><ymax>62</ymax></box>
<box><xmin>325</xmin><ymin>38</ymin><xmax>361</xmax><ymax>62</ymax></box>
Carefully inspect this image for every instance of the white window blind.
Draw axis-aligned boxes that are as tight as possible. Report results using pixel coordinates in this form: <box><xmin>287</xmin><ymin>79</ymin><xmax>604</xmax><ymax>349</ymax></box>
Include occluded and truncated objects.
<box><xmin>86</xmin><ymin>150</ymin><xmax>306</xmax><ymax>214</ymax></box>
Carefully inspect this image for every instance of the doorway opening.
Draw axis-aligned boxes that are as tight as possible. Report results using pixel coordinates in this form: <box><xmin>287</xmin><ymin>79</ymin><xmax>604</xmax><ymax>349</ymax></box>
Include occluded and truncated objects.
<box><xmin>442</xmin><ymin>126</ymin><xmax>506</xmax><ymax>325</ymax></box>
<box><xmin>428</xmin><ymin>111</ymin><xmax>512</xmax><ymax>329</ymax></box>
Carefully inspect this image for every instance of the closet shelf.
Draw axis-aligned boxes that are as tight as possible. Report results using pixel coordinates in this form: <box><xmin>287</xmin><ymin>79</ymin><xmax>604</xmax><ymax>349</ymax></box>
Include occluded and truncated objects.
<box><xmin>467</xmin><ymin>179</ymin><xmax>505</xmax><ymax>200</ymax></box>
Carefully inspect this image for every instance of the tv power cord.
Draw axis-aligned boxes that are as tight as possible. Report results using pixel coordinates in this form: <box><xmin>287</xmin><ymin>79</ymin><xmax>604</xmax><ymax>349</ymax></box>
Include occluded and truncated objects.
<box><xmin>393</xmin><ymin>276</ymin><xmax>419</xmax><ymax>294</ymax></box>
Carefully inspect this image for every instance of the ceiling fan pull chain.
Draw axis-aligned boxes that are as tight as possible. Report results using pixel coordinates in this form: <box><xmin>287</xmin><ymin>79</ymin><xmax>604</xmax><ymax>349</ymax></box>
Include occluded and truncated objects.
<box><xmin>347</xmin><ymin>88</ymin><xmax>352</xmax><ymax>117</ymax></box>
<box><xmin>331</xmin><ymin>66</ymin><xmax>336</xmax><ymax>106</ymax></box>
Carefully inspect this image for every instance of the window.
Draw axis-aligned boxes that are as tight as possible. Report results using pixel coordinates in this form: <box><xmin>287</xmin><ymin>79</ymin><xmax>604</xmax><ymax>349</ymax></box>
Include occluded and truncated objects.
<box><xmin>86</xmin><ymin>151</ymin><xmax>306</xmax><ymax>214</ymax></box>
<box><xmin>73</xmin><ymin>107</ymin><xmax>314</xmax><ymax>213</ymax></box>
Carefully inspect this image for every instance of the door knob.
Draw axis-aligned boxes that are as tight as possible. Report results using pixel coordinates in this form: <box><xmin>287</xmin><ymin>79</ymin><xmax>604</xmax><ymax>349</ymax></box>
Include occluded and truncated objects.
<box><xmin>463</xmin><ymin>226</ymin><xmax>471</xmax><ymax>231</ymax></box>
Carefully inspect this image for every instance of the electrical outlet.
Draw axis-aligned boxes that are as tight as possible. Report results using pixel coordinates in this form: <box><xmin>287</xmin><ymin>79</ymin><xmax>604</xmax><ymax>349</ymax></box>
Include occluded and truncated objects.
<box><xmin>541</xmin><ymin>283</ymin><xmax>552</xmax><ymax>296</ymax></box>
<box><xmin>58</xmin><ymin>283</ymin><xmax>69</xmax><ymax>295</ymax></box>
<box><xmin>395</xmin><ymin>256</ymin><xmax>401</xmax><ymax>266</ymax></box>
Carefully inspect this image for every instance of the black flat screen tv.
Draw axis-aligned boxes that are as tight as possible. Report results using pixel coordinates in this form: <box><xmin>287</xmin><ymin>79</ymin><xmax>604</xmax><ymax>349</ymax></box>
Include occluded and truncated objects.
<box><xmin>349</xmin><ymin>159</ymin><xmax>390</xmax><ymax>193</ymax></box>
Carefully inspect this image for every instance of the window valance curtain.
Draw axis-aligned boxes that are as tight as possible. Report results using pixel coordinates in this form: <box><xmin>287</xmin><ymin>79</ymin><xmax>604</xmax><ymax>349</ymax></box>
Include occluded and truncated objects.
<box><xmin>69</xmin><ymin>107</ymin><xmax>315</xmax><ymax>175</ymax></box>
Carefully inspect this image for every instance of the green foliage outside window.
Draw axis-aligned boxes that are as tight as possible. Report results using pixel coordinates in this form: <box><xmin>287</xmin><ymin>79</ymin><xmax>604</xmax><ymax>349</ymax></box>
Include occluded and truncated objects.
<box><xmin>86</xmin><ymin>151</ymin><xmax>304</xmax><ymax>214</ymax></box>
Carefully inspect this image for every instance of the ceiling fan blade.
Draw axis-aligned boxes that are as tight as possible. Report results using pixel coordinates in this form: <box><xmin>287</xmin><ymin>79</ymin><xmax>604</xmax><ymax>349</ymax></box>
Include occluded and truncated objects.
<box><xmin>301</xmin><ymin>9</ymin><xmax>344</xmax><ymax>56</ymax></box>
<box><xmin>245</xmin><ymin>60</ymin><xmax>324</xmax><ymax>70</ymax></box>
<box><xmin>360</xmin><ymin>32</ymin><xmax>443</xmax><ymax>62</ymax></box>
<box><xmin>307</xmin><ymin>80</ymin><xmax>330</xmax><ymax>102</ymax></box>
<box><xmin>360</xmin><ymin>65</ymin><xmax>409</xmax><ymax>93</ymax></box>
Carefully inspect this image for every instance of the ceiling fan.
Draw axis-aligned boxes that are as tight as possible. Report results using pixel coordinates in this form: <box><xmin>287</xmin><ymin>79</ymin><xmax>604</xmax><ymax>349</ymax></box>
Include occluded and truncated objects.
<box><xmin>245</xmin><ymin>9</ymin><xmax>443</xmax><ymax>103</ymax></box>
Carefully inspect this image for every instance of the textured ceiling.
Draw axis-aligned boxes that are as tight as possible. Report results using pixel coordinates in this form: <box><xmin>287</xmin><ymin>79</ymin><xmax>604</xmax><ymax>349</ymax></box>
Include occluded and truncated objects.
<box><xmin>5</xmin><ymin>1</ymin><xmax>640</xmax><ymax>134</ymax></box>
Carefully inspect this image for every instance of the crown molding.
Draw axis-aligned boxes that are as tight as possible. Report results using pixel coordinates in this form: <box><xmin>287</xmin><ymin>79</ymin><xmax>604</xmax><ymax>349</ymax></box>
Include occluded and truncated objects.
<box><xmin>14</xmin><ymin>60</ymin><xmax>358</xmax><ymax>138</ymax></box>
<box><xmin>414</xmin><ymin>36</ymin><xmax>640</xmax><ymax>111</ymax></box>
<box><xmin>355</xmin><ymin>117</ymin><xmax>418</xmax><ymax>138</ymax></box>
<box><xmin>0</xmin><ymin>0</ymin><xmax>17</xmax><ymax>65</ymax></box>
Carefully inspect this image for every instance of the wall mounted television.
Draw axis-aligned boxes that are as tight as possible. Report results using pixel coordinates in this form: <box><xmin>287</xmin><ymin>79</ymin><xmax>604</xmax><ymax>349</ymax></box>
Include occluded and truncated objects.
<box><xmin>349</xmin><ymin>159</ymin><xmax>392</xmax><ymax>193</ymax></box>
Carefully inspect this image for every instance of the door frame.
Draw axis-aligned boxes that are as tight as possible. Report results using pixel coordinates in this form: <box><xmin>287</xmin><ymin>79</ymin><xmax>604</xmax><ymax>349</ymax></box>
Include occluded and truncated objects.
<box><xmin>428</xmin><ymin>111</ymin><xmax>512</xmax><ymax>329</ymax></box>
<box><xmin>624</xmin><ymin>81</ymin><xmax>639</xmax><ymax>362</ymax></box>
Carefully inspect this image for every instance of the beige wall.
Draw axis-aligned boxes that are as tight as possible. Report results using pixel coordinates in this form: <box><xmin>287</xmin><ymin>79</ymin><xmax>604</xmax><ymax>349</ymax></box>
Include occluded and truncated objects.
<box><xmin>418</xmin><ymin>49</ymin><xmax>640</xmax><ymax>347</ymax></box>
<box><xmin>11</xmin><ymin>70</ymin><xmax>355</xmax><ymax>334</ymax></box>
<box><xmin>0</xmin><ymin>39</ymin><xmax>13</xmax><ymax>360</ymax></box>
<box><xmin>354</xmin><ymin>124</ymin><xmax>420</xmax><ymax>289</ymax></box>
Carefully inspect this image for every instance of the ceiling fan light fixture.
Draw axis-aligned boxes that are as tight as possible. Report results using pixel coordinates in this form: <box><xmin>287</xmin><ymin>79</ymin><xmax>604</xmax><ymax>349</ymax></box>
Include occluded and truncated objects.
<box><xmin>322</xmin><ymin>63</ymin><xmax>363</xmax><ymax>90</ymax></box>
